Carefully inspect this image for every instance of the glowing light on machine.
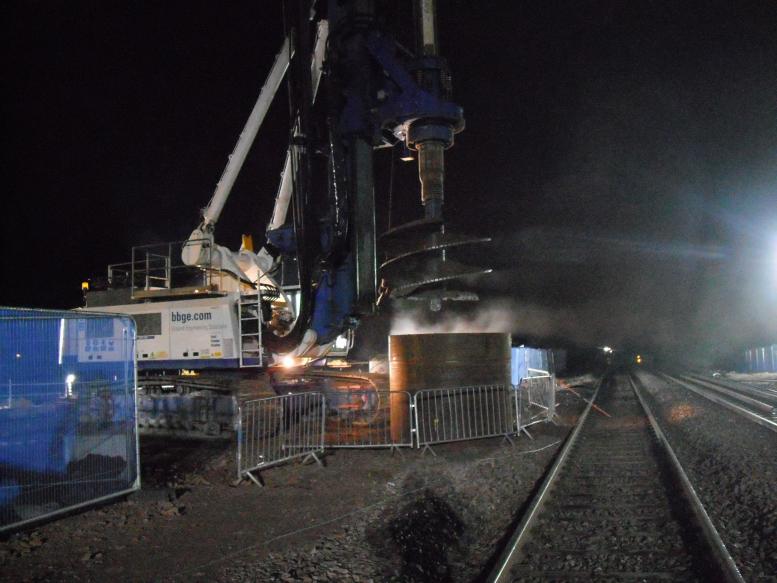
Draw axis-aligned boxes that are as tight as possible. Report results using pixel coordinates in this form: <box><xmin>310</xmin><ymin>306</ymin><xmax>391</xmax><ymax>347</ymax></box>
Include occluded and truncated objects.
<box><xmin>65</xmin><ymin>373</ymin><xmax>76</xmax><ymax>398</ymax></box>
<box><xmin>327</xmin><ymin>358</ymin><xmax>350</xmax><ymax>368</ymax></box>
<box><xmin>282</xmin><ymin>355</ymin><xmax>297</xmax><ymax>368</ymax></box>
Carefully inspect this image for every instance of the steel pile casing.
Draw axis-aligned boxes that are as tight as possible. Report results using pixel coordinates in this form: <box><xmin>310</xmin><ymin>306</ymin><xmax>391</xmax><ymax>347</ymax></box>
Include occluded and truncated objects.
<box><xmin>388</xmin><ymin>333</ymin><xmax>511</xmax><ymax>442</ymax></box>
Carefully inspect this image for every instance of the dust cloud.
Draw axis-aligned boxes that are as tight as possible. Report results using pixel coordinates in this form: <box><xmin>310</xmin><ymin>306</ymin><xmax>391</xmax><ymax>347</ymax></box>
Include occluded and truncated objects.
<box><xmin>390</xmin><ymin>299</ymin><xmax>597</xmax><ymax>345</ymax></box>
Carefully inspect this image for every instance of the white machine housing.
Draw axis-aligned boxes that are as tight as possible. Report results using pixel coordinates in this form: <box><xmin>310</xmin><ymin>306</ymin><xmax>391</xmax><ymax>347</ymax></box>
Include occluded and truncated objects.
<box><xmin>84</xmin><ymin>295</ymin><xmax>245</xmax><ymax>370</ymax></box>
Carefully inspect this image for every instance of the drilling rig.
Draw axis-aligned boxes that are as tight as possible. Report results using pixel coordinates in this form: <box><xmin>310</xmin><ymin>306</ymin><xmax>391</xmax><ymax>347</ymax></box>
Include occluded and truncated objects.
<box><xmin>81</xmin><ymin>0</ymin><xmax>490</xmax><ymax>436</ymax></box>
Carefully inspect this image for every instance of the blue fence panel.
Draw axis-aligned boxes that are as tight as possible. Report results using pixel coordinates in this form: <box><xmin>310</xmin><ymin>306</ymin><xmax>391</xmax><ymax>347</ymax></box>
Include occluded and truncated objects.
<box><xmin>0</xmin><ymin>308</ymin><xmax>140</xmax><ymax>532</ymax></box>
<box><xmin>511</xmin><ymin>347</ymin><xmax>553</xmax><ymax>385</ymax></box>
<box><xmin>742</xmin><ymin>344</ymin><xmax>777</xmax><ymax>373</ymax></box>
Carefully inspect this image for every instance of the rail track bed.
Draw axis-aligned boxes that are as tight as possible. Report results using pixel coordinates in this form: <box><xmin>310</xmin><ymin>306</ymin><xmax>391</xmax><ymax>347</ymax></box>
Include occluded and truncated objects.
<box><xmin>491</xmin><ymin>373</ymin><xmax>741</xmax><ymax>582</ymax></box>
<box><xmin>635</xmin><ymin>370</ymin><xmax>777</xmax><ymax>580</ymax></box>
<box><xmin>661</xmin><ymin>373</ymin><xmax>777</xmax><ymax>433</ymax></box>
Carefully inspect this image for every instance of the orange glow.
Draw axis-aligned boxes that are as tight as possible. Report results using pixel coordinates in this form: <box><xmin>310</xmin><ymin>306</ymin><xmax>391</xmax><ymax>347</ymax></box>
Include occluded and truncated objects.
<box><xmin>668</xmin><ymin>403</ymin><xmax>697</xmax><ymax>423</ymax></box>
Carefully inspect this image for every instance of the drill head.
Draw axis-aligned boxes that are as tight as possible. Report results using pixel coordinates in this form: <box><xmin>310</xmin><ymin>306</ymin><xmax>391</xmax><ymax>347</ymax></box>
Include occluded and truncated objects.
<box><xmin>417</xmin><ymin>140</ymin><xmax>445</xmax><ymax>220</ymax></box>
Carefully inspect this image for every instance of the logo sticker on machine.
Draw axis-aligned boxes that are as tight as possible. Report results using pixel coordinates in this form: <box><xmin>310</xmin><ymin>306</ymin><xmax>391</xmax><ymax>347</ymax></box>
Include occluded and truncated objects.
<box><xmin>169</xmin><ymin>309</ymin><xmax>226</xmax><ymax>331</ymax></box>
<box><xmin>168</xmin><ymin>305</ymin><xmax>234</xmax><ymax>361</ymax></box>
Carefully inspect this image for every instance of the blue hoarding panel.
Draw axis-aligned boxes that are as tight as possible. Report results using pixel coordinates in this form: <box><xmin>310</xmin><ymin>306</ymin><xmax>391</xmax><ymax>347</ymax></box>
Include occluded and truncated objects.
<box><xmin>0</xmin><ymin>308</ymin><xmax>140</xmax><ymax>532</ymax></box>
<box><xmin>511</xmin><ymin>347</ymin><xmax>552</xmax><ymax>386</ymax></box>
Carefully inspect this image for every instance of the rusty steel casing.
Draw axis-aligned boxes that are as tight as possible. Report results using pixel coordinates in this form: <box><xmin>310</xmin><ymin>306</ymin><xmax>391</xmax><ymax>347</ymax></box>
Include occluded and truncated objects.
<box><xmin>388</xmin><ymin>333</ymin><xmax>511</xmax><ymax>442</ymax></box>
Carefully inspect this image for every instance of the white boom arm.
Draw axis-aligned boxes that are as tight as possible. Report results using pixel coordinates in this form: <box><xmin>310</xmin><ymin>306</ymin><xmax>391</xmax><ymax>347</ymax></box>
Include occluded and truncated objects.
<box><xmin>181</xmin><ymin>21</ymin><xmax>333</xmax><ymax>362</ymax></box>
<box><xmin>269</xmin><ymin>19</ymin><xmax>328</xmax><ymax>233</ymax></box>
<box><xmin>204</xmin><ymin>36</ymin><xmax>292</xmax><ymax>229</ymax></box>
<box><xmin>182</xmin><ymin>21</ymin><xmax>329</xmax><ymax>286</ymax></box>
<box><xmin>181</xmin><ymin>34</ymin><xmax>292</xmax><ymax>279</ymax></box>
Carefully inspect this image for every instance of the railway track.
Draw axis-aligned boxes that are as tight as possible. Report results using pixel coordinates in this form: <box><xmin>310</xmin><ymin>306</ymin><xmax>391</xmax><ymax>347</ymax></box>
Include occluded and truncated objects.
<box><xmin>661</xmin><ymin>373</ymin><xmax>777</xmax><ymax>433</ymax></box>
<box><xmin>489</xmin><ymin>372</ymin><xmax>744</xmax><ymax>583</ymax></box>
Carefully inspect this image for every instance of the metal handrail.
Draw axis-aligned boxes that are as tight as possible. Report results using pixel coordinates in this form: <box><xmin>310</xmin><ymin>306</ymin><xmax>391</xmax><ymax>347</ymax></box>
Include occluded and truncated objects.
<box><xmin>121</xmin><ymin>240</ymin><xmax>216</xmax><ymax>296</ymax></box>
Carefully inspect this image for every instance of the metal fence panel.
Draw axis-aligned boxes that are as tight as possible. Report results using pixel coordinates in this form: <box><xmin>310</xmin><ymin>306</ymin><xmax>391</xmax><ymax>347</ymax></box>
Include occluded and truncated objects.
<box><xmin>0</xmin><ymin>308</ymin><xmax>140</xmax><ymax>533</ymax></box>
<box><xmin>237</xmin><ymin>392</ymin><xmax>325</xmax><ymax>483</ymax></box>
<box><xmin>742</xmin><ymin>345</ymin><xmax>777</xmax><ymax>373</ymax></box>
<box><xmin>522</xmin><ymin>375</ymin><xmax>556</xmax><ymax>426</ymax></box>
<box><xmin>414</xmin><ymin>385</ymin><xmax>515</xmax><ymax>450</ymax></box>
<box><xmin>324</xmin><ymin>389</ymin><xmax>413</xmax><ymax>449</ymax></box>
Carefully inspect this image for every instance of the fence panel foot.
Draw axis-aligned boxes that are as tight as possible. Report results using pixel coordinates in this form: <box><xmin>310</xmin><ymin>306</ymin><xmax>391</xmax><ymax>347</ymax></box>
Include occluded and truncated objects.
<box><xmin>420</xmin><ymin>444</ymin><xmax>437</xmax><ymax>457</ymax></box>
<box><xmin>245</xmin><ymin>471</ymin><xmax>265</xmax><ymax>487</ymax></box>
<box><xmin>303</xmin><ymin>451</ymin><xmax>324</xmax><ymax>467</ymax></box>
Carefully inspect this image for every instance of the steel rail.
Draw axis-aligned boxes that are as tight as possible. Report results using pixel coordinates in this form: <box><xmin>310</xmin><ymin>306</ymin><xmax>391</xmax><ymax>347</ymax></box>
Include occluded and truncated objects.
<box><xmin>662</xmin><ymin>373</ymin><xmax>777</xmax><ymax>434</ymax></box>
<box><xmin>681</xmin><ymin>375</ymin><xmax>777</xmax><ymax>412</ymax></box>
<box><xmin>628</xmin><ymin>375</ymin><xmax>745</xmax><ymax>583</ymax></box>
<box><xmin>487</xmin><ymin>374</ymin><xmax>605</xmax><ymax>583</ymax></box>
<box><xmin>489</xmin><ymin>373</ymin><xmax>745</xmax><ymax>583</ymax></box>
<box><xmin>686</xmin><ymin>373</ymin><xmax>777</xmax><ymax>405</ymax></box>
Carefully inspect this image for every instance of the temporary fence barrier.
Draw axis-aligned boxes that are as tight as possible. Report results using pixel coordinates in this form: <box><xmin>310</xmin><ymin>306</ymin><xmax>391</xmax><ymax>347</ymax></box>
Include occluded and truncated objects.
<box><xmin>743</xmin><ymin>344</ymin><xmax>777</xmax><ymax>373</ymax></box>
<box><xmin>413</xmin><ymin>385</ymin><xmax>516</xmax><ymax>454</ymax></box>
<box><xmin>511</xmin><ymin>345</ymin><xmax>557</xmax><ymax>431</ymax></box>
<box><xmin>237</xmin><ymin>392</ymin><xmax>325</xmax><ymax>485</ymax></box>
<box><xmin>511</xmin><ymin>347</ymin><xmax>553</xmax><ymax>385</ymax></box>
<box><xmin>0</xmin><ymin>308</ymin><xmax>140</xmax><ymax>533</ymax></box>
<box><xmin>237</xmin><ymin>382</ymin><xmax>543</xmax><ymax>482</ymax></box>
<box><xmin>324</xmin><ymin>389</ymin><xmax>413</xmax><ymax>450</ymax></box>
<box><xmin>520</xmin><ymin>374</ymin><xmax>556</xmax><ymax>429</ymax></box>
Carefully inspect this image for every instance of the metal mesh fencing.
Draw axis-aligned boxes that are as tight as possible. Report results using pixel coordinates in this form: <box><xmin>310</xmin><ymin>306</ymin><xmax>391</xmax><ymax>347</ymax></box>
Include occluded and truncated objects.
<box><xmin>520</xmin><ymin>374</ymin><xmax>557</xmax><ymax>429</ymax></box>
<box><xmin>743</xmin><ymin>344</ymin><xmax>777</xmax><ymax>373</ymax></box>
<box><xmin>413</xmin><ymin>385</ymin><xmax>516</xmax><ymax>452</ymax></box>
<box><xmin>0</xmin><ymin>308</ymin><xmax>140</xmax><ymax>533</ymax></box>
<box><xmin>237</xmin><ymin>392</ymin><xmax>324</xmax><ymax>484</ymax></box>
<box><xmin>324</xmin><ymin>389</ymin><xmax>413</xmax><ymax>449</ymax></box>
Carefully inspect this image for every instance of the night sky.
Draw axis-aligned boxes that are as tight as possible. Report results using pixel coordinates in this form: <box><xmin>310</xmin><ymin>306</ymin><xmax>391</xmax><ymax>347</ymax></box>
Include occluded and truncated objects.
<box><xmin>3</xmin><ymin>1</ymin><xmax>776</xmax><ymax>363</ymax></box>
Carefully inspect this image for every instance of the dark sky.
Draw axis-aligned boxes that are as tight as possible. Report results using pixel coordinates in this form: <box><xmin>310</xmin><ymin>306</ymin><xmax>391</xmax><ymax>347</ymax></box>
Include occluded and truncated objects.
<box><xmin>3</xmin><ymin>1</ymin><xmax>776</xmax><ymax>361</ymax></box>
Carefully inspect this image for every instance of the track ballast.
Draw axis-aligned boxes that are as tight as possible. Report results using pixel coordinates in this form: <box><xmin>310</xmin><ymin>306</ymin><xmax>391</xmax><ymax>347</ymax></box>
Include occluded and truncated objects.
<box><xmin>490</xmin><ymin>372</ymin><xmax>743</xmax><ymax>583</ymax></box>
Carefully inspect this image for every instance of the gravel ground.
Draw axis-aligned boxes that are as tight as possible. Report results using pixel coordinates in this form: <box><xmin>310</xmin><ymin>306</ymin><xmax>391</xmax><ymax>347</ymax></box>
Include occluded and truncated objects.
<box><xmin>634</xmin><ymin>370</ymin><xmax>777</xmax><ymax>581</ymax></box>
<box><xmin>721</xmin><ymin>372</ymin><xmax>777</xmax><ymax>391</ymax></box>
<box><xmin>220</xmin><ymin>435</ymin><xmax>564</xmax><ymax>583</ymax></box>
<box><xmin>0</xmin><ymin>380</ymin><xmax>591</xmax><ymax>582</ymax></box>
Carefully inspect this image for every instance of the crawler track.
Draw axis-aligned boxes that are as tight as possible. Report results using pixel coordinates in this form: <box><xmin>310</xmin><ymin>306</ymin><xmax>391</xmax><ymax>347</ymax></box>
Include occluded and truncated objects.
<box><xmin>661</xmin><ymin>373</ymin><xmax>777</xmax><ymax>433</ymax></box>
<box><xmin>489</xmin><ymin>372</ymin><xmax>743</xmax><ymax>583</ymax></box>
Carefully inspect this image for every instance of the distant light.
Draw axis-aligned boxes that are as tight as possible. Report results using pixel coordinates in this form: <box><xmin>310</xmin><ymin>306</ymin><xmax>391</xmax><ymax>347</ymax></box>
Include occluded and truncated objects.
<box><xmin>15</xmin><ymin>353</ymin><xmax>21</xmax><ymax>359</ymax></box>
<box><xmin>602</xmin><ymin>346</ymin><xmax>613</xmax><ymax>353</ymax></box>
<box><xmin>65</xmin><ymin>374</ymin><xmax>76</xmax><ymax>384</ymax></box>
